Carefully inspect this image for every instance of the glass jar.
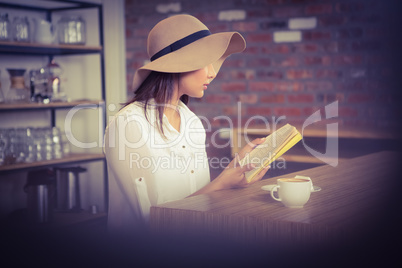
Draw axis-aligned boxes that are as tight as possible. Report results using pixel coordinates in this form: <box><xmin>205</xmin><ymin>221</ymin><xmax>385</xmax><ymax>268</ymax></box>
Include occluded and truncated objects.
<box><xmin>58</xmin><ymin>15</ymin><xmax>86</xmax><ymax>45</ymax></box>
<box><xmin>6</xmin><ymin>69</ymin><xmax>30</xmax><ymax>103</ymax></box>
<box><xmin>0</xmin><ymin>13</ymin><xmax>11</xmax><ymax>41</ymax></box>
<box><xmin>12</xmin><ymin>16</ymin><xmax>30</xmax><ymax>42</ymax></box>
<box><xmin>0</xmin><ymin>70</ymin><xmax>5</xmax><ymax>103</ymax></box>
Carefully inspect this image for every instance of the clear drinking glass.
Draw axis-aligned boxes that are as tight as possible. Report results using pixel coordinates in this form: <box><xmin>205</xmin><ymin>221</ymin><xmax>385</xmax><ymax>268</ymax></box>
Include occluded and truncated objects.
<box><xmin>0</xmin><ymin>128</ymin><xmax>9</xmax><ymax>165</ymax></box>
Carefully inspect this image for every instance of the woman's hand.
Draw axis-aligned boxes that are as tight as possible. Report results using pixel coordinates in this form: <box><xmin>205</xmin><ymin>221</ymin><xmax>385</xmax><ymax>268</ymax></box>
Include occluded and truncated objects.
<box><xmin>216</xmin><ymin>137</ymin><xmax>269</xmax><ymax>189</ymax></box>
<box><xmin>188</xmin><ymin>138</ymin><xmax>269</xmax><ymax>197</ymax></box>
<box><xmin>227</xmin><ymin>137</ymin><xmax>266</xmax><ymax>168</ymax></box>
<box><xmin>216</xmin><ymin>161</ymin><xmax>270</xmax><ymax>190</ymax></box>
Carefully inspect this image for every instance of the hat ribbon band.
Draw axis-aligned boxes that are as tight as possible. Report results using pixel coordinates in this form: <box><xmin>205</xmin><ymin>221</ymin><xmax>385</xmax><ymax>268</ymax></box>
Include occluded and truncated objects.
<box><xmin>150</xmin><ymin>29</ymin><xmax>211</xmax><ymax>62</ymax></box>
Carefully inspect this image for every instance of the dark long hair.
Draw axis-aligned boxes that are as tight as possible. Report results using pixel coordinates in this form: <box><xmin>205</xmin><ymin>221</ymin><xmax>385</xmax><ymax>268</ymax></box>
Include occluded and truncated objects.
<box><xmin>123</xmin><ymin>71</ymin><xmax>189</xmax><ymax>138</ymax></box>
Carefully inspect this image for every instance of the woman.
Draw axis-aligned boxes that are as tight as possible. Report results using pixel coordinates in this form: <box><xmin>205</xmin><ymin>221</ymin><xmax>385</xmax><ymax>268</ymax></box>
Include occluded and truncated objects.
<box><xmin>104</xmin><ymin>14</ymin><xmax>269</xmax><ymax>235</ymax></box>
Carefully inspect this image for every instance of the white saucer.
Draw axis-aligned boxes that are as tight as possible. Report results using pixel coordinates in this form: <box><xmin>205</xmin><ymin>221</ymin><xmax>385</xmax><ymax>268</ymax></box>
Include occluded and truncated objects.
<box><xmin>261</xmin><ymin>184</ymin><xmax>322</xmax><ymax>192</ymax></box>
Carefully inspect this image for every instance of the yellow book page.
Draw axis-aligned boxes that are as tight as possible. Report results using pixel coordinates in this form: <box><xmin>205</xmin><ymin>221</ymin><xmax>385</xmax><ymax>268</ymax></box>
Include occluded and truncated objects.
<box><xmin>241</xmin><ymin>127</ymin><xmax>302</xmax><ymax>182</ymax></box>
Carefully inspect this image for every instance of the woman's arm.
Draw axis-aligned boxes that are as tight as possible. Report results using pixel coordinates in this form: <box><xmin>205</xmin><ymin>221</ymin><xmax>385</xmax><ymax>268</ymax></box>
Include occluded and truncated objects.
<box><xmin>188</xmin><ymin>138</ymin><xmax>269</xmax><ymax>197</ymax></box>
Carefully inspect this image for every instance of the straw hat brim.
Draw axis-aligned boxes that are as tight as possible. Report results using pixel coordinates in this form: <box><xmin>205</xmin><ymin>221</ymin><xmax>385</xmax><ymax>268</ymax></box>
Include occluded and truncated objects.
<box><xmin>132</xmin><ymin>31</ymin><xmax>246</xmax><ymax>91</ymax></box>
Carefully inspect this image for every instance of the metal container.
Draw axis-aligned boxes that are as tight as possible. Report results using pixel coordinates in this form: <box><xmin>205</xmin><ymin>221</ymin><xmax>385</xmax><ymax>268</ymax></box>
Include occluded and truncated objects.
<box><xmin>24</xmin><ymin>169</ymin><xmax>55</xmax><ymax>224</ymax></box>
<box><xmin>54</xmin><ymin>166</ymin><xmax>87</xmax><ymax>212</ymax></box>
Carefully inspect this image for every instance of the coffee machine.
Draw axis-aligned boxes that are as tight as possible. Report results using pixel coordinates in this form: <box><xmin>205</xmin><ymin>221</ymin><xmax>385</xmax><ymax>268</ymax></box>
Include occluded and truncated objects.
<box><xmin>30</xmin><ymin>60</ymin><xmax>67</xmax><ymax>103</ymax></box>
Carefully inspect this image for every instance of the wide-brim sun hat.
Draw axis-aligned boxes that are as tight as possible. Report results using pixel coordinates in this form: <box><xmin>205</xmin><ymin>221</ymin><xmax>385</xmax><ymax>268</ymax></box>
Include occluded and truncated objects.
<box><xmin>132</xmin><ymin>14</ymin><xmax>246</xmax><ymax>91</ymax></box>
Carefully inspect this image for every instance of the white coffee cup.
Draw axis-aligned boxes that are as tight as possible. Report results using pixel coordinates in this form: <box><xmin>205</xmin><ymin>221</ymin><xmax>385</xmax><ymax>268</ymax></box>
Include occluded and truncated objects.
<box><xmin>270</xmin><ymin>177</ymin><xmax>312</xmax><ymax>208</ymax></box>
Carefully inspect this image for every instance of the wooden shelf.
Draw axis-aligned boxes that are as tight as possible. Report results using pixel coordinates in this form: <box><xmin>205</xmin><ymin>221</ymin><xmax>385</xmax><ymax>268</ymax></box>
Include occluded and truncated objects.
<box><xmin>0</xmin><ymin>41</ymin><xmax>102</xmax><ymax>55</ymax></box>
<box><xmin>0</xmin><ymin>100</ymin><xmax>104</xmax><ymax>111</ymax></box>
<box><xmin>0</xmin><ymin>153</ymin><xmax>105</xmax><ymax>174</ymax></box>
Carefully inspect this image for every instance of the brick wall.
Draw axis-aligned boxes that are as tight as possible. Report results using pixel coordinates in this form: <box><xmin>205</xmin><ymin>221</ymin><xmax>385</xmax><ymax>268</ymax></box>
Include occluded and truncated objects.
<box><xmin>125</xmin><ymin>0</ymin><xmax>401</xmax><ymax>130</ymax></box>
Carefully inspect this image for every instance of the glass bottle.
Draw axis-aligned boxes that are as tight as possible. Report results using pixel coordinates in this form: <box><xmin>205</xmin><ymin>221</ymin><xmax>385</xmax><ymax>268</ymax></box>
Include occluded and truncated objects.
<box><xmin>6</xmin><ymin>69</ymin><xmax>30</xmax><ymax>103</ymax></box>
<box><xmin>0</xmin><ymin>70</ymin><xmax>5</xmax><ymax>103</ymax></box>
<box><xmin>58</xmin><ymin>15</ymin><xmax>86</xmax><ymax>45</ymax></box>
<box><xmin>0</xmin><ymin>13</ymin><xmax>11</xmax><ymax>41</ymax></box>
<box><xmin>12</xmin><ymin>16</ymin><xmax>30</xmax><ymax>42</ymax></box>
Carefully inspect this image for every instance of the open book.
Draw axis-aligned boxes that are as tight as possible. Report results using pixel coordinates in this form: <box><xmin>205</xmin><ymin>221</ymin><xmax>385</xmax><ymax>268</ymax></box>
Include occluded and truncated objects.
<box><xmin>238</xmin><ymin>124</ymin><xmax>302</xmax><ymax>182</ymax></box>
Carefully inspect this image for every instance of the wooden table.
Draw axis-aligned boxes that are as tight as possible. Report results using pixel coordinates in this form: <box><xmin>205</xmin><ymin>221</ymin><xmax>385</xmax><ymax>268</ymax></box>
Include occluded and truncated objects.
<box><xmin>150</xmin><ymin>151</ymin><xmax>401</xmax><ymax>248</ymax></box>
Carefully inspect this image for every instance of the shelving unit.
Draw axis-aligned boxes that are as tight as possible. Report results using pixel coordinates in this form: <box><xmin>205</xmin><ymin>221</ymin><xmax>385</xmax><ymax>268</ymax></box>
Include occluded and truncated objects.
<box><xmin>0</xmin><ymin>0</ymin><xmax>107</xmax><ymax>227</ymax></box>
<box><xmin>0</xmin><ymin>99</ymin><xmax>104</xmax><ymax>111</ymax></box>
<box><xmin>0</xmin><ymin>40</ymin><xmax>102</xmax><ymax>55</ymax></box>
<box><xmin>0</xmin><ymin>153</ymin><xmax>105</xmax><ymax>174</ymax></box>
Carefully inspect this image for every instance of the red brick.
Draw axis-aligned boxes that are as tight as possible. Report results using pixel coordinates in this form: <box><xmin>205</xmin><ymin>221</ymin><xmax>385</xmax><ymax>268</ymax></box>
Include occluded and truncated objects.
<box><xmin>316</xmin><ymin>93</ymin><xmax>344</xmax><ymax>103</ymax></box>
<box><xmin>205</xmin><ymin>94</ymin><xmax>232</xmax><ymax>104</ymax></box>
<box><xmin>305</xmin><ymin>4</ymin><xmax>333</xmax><ymax>15</ymax></box>
<box><xmin>230</xmin><ymin>70</ymin><xmax>256</xmax><ymax>80</ymax></box>
<box><xmin>319</xmin><ymin>16</ymin><xmax>348</xmax><ymax>27</ymax></box>
<box><xmin>292</xmin><ymin>43</ymin><xmax>319</xmax><ymax>53</ymax></box>
<box><xmin>276</xmin><ymin>82</ymin><xmax>304</xmax><ymax>91</ymax></box>
<box><xmin>287</xmin><ymin>94</ymin><xmax>315</xmax><ymax>103</ymax></box>
<box><xmin>126</xmin><ymin>38</ymin><xmax>147</xmax><ymax>49</ymax></box>
<box><xmin>323</xmin><ymin>41</ymin><xmax>348</xmax><ymax>53</ymax></box>
<box><xmin>193</xmin><ymin>13</ymin><xmax>217</xmax><ymax>23</ymax></box>
<box><xmin>350</xmin><ymin>14</ymin><xmax>381</xmax><ymax>24</ymax></box>
<box><xmin>222</xmin><ymin>58</ymin><xmax>246</xmax><ymax>68</ymax></box>
<box><xmin>247</xmin><ymin>107</ymin><xmax>272</xmax><ymax>116</ymax></box>
<box><xmin>274</xmin><ymin>57</ymin><xmax>299</xmax><ymax>67</ymax></box>
<box><xmin>244</xmin><ymin>46</ymin><xmax>260</xmax><ymax>54</ymax></box>
<box><xmin>286</xmin><ymin>69</ymin><xmax>314</xmax><ymax>79</ymax></box>
<box><xmin>233</xmin><ymin>22</ymin><xmax>258</xmax><ymax>32</ymax></box>
<box><xmin>221</xmin><ymin>82</ymin><xmax>247</xmax><ymax>92</ymax></box>
<box><xmin>256</xmin><ymin>70</ymin><xmax>283</xmax><ymax>79</ymax></box>
<box><xmin>273</xmin><ymin>6</ymin><xmax>304</xmax><ymax>18</ymax></box>
<box><xmin>335</xmin><ymin>3</ymin><xmax>364</xmax><ymax>13</ymax></box>
<box><xmin>248</xmin><ymin>58</ymin><xmax>271</xmax><ymax>67</ymax></box>
<box><xmin>134</xmin><ymin>28</ymin><xmax>150</xmax><ymax>36</ymax></box>
<box><xmin>260</xmin><ymin>21</ymin><xmax>287</xmax><ymax>30</ymax></box>
<box><xmin>250</xmin><ymin>82</ymin><xmax>275</xmax><ymax>91</ymax></box>
<box><xmin>134</xmin><ymin>51</ymin><xmax>149</xmax><ymax>59</ymax></box>
<box><xmin>336</xmin><ymin>81</ymin><xmax>365</xmax><ymax>91</ymax></box>
<box><xmin>339</xmin><ymin>107</ymin><xmax>358</xmax><ymax>117</ymax></box>
<box><xmin>303</xmin><ymin>31</ymin><xmax>332</xmax><ymax>40</ymax></box>
<box><xmin>347</xmin><ymin>93</ymin><xmax>375</xmax><ymax>103</ymax></box>
<box><xmin>247</xmin><ymin>10</ymin><xmax>272</xmax><ymax>18</ymax></box>
<box><xmin>247</xmin><ymin>33</ymin><xmax>272</xmax><ymax>43</ymax></box>
<box><xmin>274</xmin><ymin>107</ymin><xmax>302</xmax><ymax>117</ymax></box>
<box><xmin>351</xmin><ymin>41</ymin><xmax>381</xmax><ymax>51</ymax></box>
<box><xmin>315</xmin><ymin>69</ymin><xmax>342</xmax><ymax>79</ymax></box>
<box><xmin>208</xmin><ymin>23</ymin><xmax>231</xmax><ymax>33</ymax></box>
<box><xmin>237</xmin><ymin>94</ymin><xmax>258</xmax><ymax>104</ymax></box>
<box><xmin>262</xmin><ymin>44</ymin><xmax>291</xmax><ymax>54</ymax></box>
<box><xmin>260</xmin><ymin>94</ymin><xmax>285</xmax><ymax>103</ymax></box>
<box><xmin>223</xmin><ymin>106</ymin><xmax>246</xmax><ymax>116</ymax></box>
<box><xmin>335</xmin><ymin>28</ymin><xmax>363</xmax><ymax>39</ymax></box>
<box><xmin>333</xmin><ymin>55</ymin><xmax>363</xmax><ymax>65</ymax></box>
<box><xmin>304</xmin><ymin>56</ymin><xmax>331</xmax><ymax>65</ymax></box>
<box><xmin>305</xmin><ymin>81</ymin><xmax>333</xmax><ymax>91</ymax></box>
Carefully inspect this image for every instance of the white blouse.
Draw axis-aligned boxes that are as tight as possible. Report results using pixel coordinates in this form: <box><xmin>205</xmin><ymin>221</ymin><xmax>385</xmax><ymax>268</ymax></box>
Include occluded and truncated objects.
<box><xmin>103</xmin><ymin>99</ymin><xmax>210</xmax><ymax>235</ymax></box>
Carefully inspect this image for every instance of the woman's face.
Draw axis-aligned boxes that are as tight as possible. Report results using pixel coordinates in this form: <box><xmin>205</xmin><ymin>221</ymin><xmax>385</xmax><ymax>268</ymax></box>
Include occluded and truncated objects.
<box><xmin>177</xmin><ymin>64</ymin><xmax>216</xmax><ymax>98</ymax></box>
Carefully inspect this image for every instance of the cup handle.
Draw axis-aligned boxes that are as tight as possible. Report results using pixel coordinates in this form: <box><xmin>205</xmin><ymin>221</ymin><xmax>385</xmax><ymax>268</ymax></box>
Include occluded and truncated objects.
<box><xmin>270</xmin><ymin>185</ymin><xmax>281</xmax><ymax>201</ymax></box>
